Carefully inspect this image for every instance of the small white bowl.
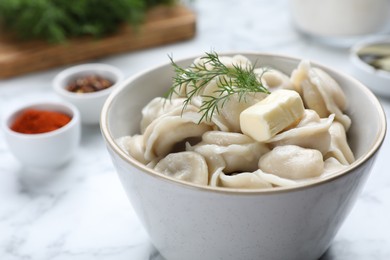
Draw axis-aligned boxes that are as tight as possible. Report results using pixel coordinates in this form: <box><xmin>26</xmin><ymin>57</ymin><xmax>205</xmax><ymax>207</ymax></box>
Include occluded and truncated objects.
<box><xmin>350</xmin><ymin>36</ymin><xmax>390</xmax><ymax>97</ymax></box>
<box><xmin>101</xmin><ymin>52</ymin><xmax>386</xmax><ymax>260</ymax></box>
<box><xmin>2</xmin><ymin>101</ymin><xmax>81</xmax><ymax>170</ymax></box>
<box><xmin>53</xmin><ymin>63</ymin><xmax>124</xmax><ymax>124</ymax></box>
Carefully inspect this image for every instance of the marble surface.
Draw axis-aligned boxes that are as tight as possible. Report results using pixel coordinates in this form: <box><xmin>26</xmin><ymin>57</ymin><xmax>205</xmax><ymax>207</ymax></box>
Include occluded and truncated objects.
<box><xmin>1</xmin><ymin>0</ymin><xmax>390</xmax><ymax>259</ymax></box>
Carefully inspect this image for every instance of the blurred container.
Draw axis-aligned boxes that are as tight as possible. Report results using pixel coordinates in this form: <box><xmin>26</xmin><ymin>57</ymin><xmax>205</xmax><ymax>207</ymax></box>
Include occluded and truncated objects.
<box><xmin>53</xmin><ymin>63</ymin><xmax>124</xmax><ymax>125</ymax></box>
<box><xmin>350</xmin><ymin>36</ymin><xmax>390</xmax><ymax>97</ymax></box>
<box><xmin>290</xmin><ymin>0</ymin><xmax>390</xmax><ymax>47</ymax></box>
<box><xmin>2</xmin><ymin>101</ymin><xmax>81</xmax><ymax>170</ymax></box>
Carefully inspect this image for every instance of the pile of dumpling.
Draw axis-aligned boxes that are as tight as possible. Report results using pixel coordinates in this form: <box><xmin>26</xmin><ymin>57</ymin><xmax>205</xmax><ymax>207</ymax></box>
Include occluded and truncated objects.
<box><xmin>117</xmin><ymin>55</ymin><xmax>355</xmax><ymax>189</ymax></box>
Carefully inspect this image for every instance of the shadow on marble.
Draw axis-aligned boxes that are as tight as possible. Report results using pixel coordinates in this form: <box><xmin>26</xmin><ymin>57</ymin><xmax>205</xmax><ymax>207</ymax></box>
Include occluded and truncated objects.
<box><xmin>16</xmin><ymin>165</ymin><xmax>70</xmax><ymax>193</ymax></box>
<box><xmin>320</xmin><ymin>244</ymin><xmax>338</xmax><ymax>260</ymax></box>
<box><xmin>80</xmin><ymin>124</ymin><xmax>104</xmax><ymax>146</ymax></box>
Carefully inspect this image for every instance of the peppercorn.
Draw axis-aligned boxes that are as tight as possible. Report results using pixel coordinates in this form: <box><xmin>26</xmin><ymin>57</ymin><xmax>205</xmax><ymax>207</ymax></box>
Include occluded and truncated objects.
<box><xmin>66</xmin><ymin>75</ymin><xmax>113</xmax><ymax>93</ymax></box>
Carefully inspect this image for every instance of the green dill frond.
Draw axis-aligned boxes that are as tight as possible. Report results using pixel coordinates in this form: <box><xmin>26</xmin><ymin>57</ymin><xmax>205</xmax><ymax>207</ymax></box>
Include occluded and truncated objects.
<box><xmin>167</xmin><ymin>51</ymin><xmax>270</xmax><ymax>123</ymax></box>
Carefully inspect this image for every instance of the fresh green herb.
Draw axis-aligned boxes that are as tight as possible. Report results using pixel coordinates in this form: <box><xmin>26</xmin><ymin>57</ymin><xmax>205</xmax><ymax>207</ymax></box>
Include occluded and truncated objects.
<box><xmin>0</xmin><ymin>0</ymin><xmax>176</xmax><ymax>43</ymax></box>
<box><xmin>167</xmin><ymin>51</ymin><xmax>270</xmax><ymax>122</ymax></box>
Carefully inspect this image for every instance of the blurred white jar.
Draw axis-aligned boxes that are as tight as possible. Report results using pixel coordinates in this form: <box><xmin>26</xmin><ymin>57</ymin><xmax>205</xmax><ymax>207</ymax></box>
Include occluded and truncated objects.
<box><xmin>290</xmin><ymin>0</ymin><xmax>390</xmax><ymax>46</ymax></box>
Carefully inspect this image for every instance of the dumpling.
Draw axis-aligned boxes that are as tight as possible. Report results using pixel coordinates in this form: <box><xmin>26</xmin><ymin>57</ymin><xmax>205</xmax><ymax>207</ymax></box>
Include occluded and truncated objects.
<box><xmin>213</xmin><ymin>92</ymin><xmax>267</xmax><ymax>132</ymax></box>
<box><xmin>218</xmin><ymin>170</ymin><xmax>273</xmax><ymax>189</ymax></box>
<box><xmin>254</xmin><ymin>67</ymin><xmax>294</xmax><ymax>91</ymax></box>
<box><xmin>254</xmin><ymin>170</ymin><xmax>298</xmax><ymax>187</ymax></box>
<box><xmin>213</xmin><ymin>169</ymin><xmax>297</xmax><ymax>189</ymax></box>
<box><xmin>312</xmin><ymin>68</ymin><xmax>347</xmax><ymax>111</ymax></box>
<box><xmin>259</xmin><ymin>145</ymin><xmax>324</xmax><ymax>180</ymax></box>
<box><xmin>209</xmin><ymin>167</ymin><xmax>224</xmax><ymax>187</ymax></box>
<box><xmin>174</xmin><ymin>54</ymin><xmax>253</xmax><ymax>100</ymax></box>
<box><xmin>154</xmin><ymin>151</ymin><xmax>208</xmax><ymax>185</ymax></box>
<box><xmin>324</xmin><ymin>121</ymin><xmax>355</xmax><ymax>165</ymax></box>
<box><xmin>220</xmin><ymin>169</ymin><xmax>299</xmax><ymax>189</ymax></box>
<box><xmin>323</xmin><ymin>157</ymin><xmax>348</xmax><ymax>176</ymax></box>
<box><xmin>295</xmin><ymin>108</ymin><xmax>321</xmax><ymax>126</ymax></box>
<box><xmin>117</xmin><ymin>54</ymin><xmax>356</xmax><ymax>190</ymax></box>
<box><xmin>200</xmin><ymin>130</ymin><xmax>256</xmax><ymax>145</ymax></box>
<box><xmin>219</xmin><ymin>54</ymin><xmax>253</xmax><ymax>70</ymax></box>
<box><xmin>191</xmin><ymin>54</ymin><xmax>252</xmax><ymax>72</ymax></box>
<box><xmin>290</xmin><ymin>61</ymin><xmax>308</xmax><ymax>95</ymax></box>
<box><xmin>143</xmin><ymin>107</ymin><xmax>214</xmax><ymax>162</ymax></box>
<box><xmin>200</xmin><ymin>78</ymin><xmax>267</xmax><ymax>132</ymax></box>
<box><xmin>177</xmin><ymin>96</ymin><xmax>230</xmax><ymax>132</ymax></box>
<box><xmin>267</xmin><ymin>110</ymin><xmax>334</xmax><ymax>154</ymax></box>
<box><xmin>116</xmin><ymin>135</ymin><xmax>146</xmax><ymax>164</ymax></box>
<box><xmin>188</xmin><ymin>55</ymin><xmax>267</xmax><ymax>132</ymax></box>
<box><xmin>189</xmin><ymin>131</ymin><xmax>270</xmax><ymax>174</ymax></box>
<box><xmin>169</xmin><ymin>54</ymin><xmax>268</xmax><ymax>133</ymax></box>
<box><xmin>140</xmin><ymin>97</ymin><xmax>186</xmax><ymax>133</ymax></box>
<box><xmin>185</xmin><ymin>135</ymin><xmax>227</xmax><ymax>185</ymax></box>
<box><xmin>188</xmin><ymin>76</ymin><xmax>233</xmax><ymax>132</ymax></box>
<box><xmin>169</xmin><ymin>57</ymin><xmax>213</xmax><ymax>99</ymax></box>
<box><xmin>291</xmin><ymin>60</ymin><xmax>351</xmax><ymax>130</ymax></box>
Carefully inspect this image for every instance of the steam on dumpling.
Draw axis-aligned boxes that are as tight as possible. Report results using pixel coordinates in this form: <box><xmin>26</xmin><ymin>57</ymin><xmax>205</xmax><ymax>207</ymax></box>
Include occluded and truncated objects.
<box><xmin>259</xmin><ymin>145</ymin><xmax>324</xmax><ymax>180</ymax></box>
<box><xmin>154</xmin><ymin>151</ymin><xmax>208</xmax><ymax>185</ymax></box>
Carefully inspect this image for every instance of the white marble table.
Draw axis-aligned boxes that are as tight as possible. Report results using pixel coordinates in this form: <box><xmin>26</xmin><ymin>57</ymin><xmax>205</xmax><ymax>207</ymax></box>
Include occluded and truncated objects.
<box><xmin>1</xmin><ymin>0</ymin><xmax>390</xmax><ymax>259</ymax></box>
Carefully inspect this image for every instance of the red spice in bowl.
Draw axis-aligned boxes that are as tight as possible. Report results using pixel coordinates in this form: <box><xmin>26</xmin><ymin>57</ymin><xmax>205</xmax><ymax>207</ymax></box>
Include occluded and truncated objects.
<box><xmin>10</xmin><ymin>109</ymin><xmax>71</xmax><ymax>134</ymax></box>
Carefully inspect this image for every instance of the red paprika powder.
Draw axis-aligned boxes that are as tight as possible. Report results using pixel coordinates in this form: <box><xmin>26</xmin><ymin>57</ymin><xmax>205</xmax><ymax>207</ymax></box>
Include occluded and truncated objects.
<box><xmin>10</xmin><ymin>109</ymin><xmax>71</xmax><ymax>134</ymax></box>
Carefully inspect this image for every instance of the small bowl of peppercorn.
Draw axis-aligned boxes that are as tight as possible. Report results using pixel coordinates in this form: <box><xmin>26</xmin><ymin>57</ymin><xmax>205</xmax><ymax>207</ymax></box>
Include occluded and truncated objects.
<box><xmin>53</xmin><ymin>63</ymin><xmax>124</xmax><ymax>124</ymax></box>
<box><xmin>2</xmin><ymin>101</ymin><xmax>81</xmax><ymax>170</ymax></box>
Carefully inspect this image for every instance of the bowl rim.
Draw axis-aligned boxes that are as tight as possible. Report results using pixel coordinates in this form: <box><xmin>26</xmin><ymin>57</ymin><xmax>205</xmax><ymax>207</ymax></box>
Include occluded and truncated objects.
<box><xmin>101</xmin><ymin>51</ymin><xmax>387</xmax><ymax>194</ymax></box>
<box><xmin>3</xmin><ymin>101</ymin><xmax>80</xmax><ymax>139</ymax></box>
<box><xmin>53</xmin><ymin>63</ymin><xmax>124</xmax><ymax>100</ymax></box>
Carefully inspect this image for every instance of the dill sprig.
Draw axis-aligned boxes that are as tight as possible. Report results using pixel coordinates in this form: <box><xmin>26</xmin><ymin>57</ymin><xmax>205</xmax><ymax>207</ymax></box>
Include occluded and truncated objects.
<box><xmin>167</xmin><ymin>51</ymin><xmax>270</xmax><ymax>122</ymax></box>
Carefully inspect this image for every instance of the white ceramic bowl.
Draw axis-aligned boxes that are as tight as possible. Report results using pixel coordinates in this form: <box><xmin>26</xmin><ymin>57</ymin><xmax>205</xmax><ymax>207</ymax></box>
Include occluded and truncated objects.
<box><xmin>2</xmin><ymin>101</ymin><xmax>81</xmax><ymax>170</ymax></box>
<box><xmin>101</xmin><ymin>52</ymin><xmax>386</xmax><ymax>260</ymax></box>
<box><xmin>350</xmin><ymin>36</ymin><xmax>390</xmax><ymax>97</ymax></box>
<box><xmin>53</xmin><ymin>63</ymin><xmax>124</xmax><ymax>124</ymax></box>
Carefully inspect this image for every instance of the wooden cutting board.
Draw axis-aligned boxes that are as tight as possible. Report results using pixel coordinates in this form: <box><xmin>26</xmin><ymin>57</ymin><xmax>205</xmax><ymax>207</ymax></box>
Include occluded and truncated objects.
<box><xmin>0</xmin><ymin>5</ymin><xmax>196</xmax><ymax>79</ymax></box>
